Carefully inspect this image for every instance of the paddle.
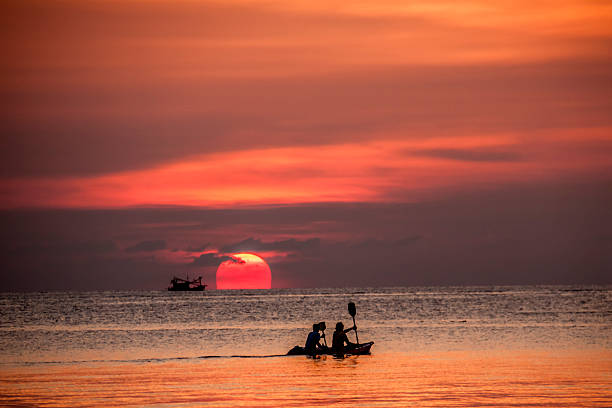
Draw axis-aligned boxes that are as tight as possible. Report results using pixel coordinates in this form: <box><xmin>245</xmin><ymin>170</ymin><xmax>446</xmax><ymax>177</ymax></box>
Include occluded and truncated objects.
<box><xmin>319</xmin><ymin>321</ymin><xmax>327</xmax><ymax>347</ymax></box>
<box><xmin>348</xmin><ymin>302</ymin><xmax>359</xmax><ymax>345</ymax></box>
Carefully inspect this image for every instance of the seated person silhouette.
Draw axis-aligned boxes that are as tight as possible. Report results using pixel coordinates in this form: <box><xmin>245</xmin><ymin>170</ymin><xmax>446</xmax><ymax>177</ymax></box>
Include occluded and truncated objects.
<box><xmin>304</xmin><ymin>323</ymin><xmax>324</xmax><ymax>355</ymax></box>
<box><xmin>332</xmin><ymin>321</ymin><xmax>356</xmax><ymax>356</ymax></box>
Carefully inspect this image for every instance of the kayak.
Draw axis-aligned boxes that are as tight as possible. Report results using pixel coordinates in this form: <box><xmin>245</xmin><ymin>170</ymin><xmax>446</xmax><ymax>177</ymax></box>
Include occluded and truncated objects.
<box><xmin>286</xmin><ymin>341</ymin><xmax>374</xmax><ymax>356</ymax></box>
<box><xmin>286</xmin><ymin>341</ymin><xmax>373</xmax><ymax>356</ymax></box>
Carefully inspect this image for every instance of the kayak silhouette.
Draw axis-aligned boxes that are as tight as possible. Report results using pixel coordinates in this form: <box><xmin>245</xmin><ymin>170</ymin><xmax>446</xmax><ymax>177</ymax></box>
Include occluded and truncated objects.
<box><xmin>287</xmin><ymin>302</ymin><xmax>374</xmax><ymax>356</ymax></box>
<box><xmin>286</xmin><ymin>341</ymin><xmax>374</xmax><ymax>356</ymax></box>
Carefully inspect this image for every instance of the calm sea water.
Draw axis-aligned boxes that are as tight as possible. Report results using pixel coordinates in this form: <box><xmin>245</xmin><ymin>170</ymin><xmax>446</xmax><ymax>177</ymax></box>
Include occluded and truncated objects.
<box><xmin>1</xmin><ymin>286</ymin><xmax>611</xmax><ymax>406</ymax></box>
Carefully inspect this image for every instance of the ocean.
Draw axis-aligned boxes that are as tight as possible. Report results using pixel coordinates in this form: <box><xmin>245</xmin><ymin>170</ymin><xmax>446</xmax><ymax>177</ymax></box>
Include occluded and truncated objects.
<box><xmin>1</xmin><ymin>286</ymin><xmax>610</xmax><ymax>407</ymax></box>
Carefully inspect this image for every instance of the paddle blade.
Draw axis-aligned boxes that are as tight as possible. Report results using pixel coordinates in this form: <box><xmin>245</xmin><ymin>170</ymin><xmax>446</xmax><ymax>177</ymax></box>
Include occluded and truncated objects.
<box><xmin>348</xmin><ymin>302</ymin><xmax>356</xmax><ymax>317</ymax></box>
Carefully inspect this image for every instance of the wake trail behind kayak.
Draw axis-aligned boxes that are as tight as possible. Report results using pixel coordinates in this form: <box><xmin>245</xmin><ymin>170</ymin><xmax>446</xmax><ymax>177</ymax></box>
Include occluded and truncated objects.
<box><xmin>2</xmin><ymin>354</ymin><xmax>293</xmax><ymax>367</ymax></box>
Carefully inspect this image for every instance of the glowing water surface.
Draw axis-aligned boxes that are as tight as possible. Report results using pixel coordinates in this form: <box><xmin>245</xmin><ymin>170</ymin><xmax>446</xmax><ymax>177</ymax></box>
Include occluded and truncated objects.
<box><xmin>0</xmin><ymin>286</ymin><xmax>610</xmax><ymax>406</ymax></box>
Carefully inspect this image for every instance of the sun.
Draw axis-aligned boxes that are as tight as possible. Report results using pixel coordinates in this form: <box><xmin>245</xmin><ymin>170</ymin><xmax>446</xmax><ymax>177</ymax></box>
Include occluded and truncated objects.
<box><xmin>216</xmin><ymin>253</ymin><xmax>272</xmax><ymax>289</ymax></box>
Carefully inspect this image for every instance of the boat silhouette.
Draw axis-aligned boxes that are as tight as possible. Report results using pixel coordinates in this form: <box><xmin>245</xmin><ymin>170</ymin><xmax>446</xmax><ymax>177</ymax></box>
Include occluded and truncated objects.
<box><xmin>168</xmin><ymin>276</ymin><xmax>207</xmax><ymax>291</ymax></box>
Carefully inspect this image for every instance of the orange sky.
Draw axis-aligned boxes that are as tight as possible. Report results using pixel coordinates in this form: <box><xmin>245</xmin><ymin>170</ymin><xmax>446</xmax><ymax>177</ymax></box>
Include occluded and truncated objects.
<box><xmin>1</xmin><ymin>0</ymin><xmax>611</xmax><ymax>210</ymax></box>
<box><xmin>3</xmin><ymin>127</ymin><xmax>611</xmax><ymax>208</ymax></box>
<box><xmin>1</xmin><ymin>0</ymin><xmax>611</xmax><ymax>289</ymax></box>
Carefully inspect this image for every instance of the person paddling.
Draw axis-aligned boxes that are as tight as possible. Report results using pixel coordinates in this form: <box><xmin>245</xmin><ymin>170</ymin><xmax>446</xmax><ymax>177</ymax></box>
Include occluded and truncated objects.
<box><xmin>331</xmin><ymin>321</ymin><xmax>357</xmax><ymax>356</ymax></box>
<box><xmin>304</xmin><ymin>323</ymin><xmax>324</xmax><ymax>355</ymax></box>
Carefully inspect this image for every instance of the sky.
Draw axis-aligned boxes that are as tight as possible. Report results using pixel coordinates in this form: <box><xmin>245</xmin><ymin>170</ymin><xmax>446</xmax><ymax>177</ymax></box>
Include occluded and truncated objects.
<box><xmin>1</xmin><ymin>0</ymin><xmax>611</xmax><ymax>290</ymax></box>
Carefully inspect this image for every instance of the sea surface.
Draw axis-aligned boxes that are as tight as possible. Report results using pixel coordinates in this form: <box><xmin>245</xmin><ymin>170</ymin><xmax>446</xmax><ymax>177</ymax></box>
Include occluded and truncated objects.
<box><xmin>0</xmin><ymin>286</ymin><xmax>610</xmax><ymax>407</ymax></box>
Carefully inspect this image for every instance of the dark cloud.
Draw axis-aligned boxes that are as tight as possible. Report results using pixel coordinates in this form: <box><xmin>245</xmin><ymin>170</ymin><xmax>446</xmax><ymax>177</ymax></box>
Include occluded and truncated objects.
<box><xmin>185</xmin><ymin>243</ymin><xmax>210</xmax><ymax>252</ymax></box>
<box><xmin>221</xmin><ymin>237</ymin><xmax>321</xmax><ymax>254</ymax></box>
<box><xmin>2</xmin><ymin>255</ymin><xmax>174</xmax><ymax>292</ymax></box>
<box><xmin>124</xmin><ymin>240</ymin><xmax>166</xmax><ymax>253</ymax></box>
<box><xmin>2</xmin><ymin>58</ymin><xmax>611</xmax><ymax>177</ymax></box>
<box><xmin>0</xmin><ymin>180</ymin><xmax>610</xmax><ymax>290</ymax></box>
<box><xmin>192</xmin><ymin>253</ymin><xmax>243</xmax><ymax>267</ymax></box>
<box><xmin>411</xmin><ymin>148</ymin><xmax>523</xmax><ymax>162</ymax></box>
<box><xmin>11</xmin><ymin>240</ymin><xmax>116</xmax><ymax>256</ymax></box>
<box><xmin>394</xmin><ymin>236</ymin><xmax>424</xmax><ymax>246</ymax></box>
<box><xmin>350</xmin><ymin>236</ymin><xmax>424</xmax><ymax>249</ymax></box>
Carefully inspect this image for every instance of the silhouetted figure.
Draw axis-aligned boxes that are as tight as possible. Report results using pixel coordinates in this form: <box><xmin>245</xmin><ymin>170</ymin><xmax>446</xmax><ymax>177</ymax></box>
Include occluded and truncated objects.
<box><xmin>332</xmin><ymin>321</ymin><xmax>357</xmax><ymax>356</ymax></box>
<box><xmin>318</xmin><ymin>321</ymin><xmax>328</xmax><ymax>347</ymax></box>
<box><xmin>304</xmin><ymin>323</ymin><xmax>324</xmax><ymax>355</ymax></box>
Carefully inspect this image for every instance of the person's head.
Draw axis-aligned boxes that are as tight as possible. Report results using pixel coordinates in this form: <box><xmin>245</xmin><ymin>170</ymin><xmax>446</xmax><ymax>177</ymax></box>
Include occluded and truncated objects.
<box><xmin>335</xmin><ymin>322</ymin><xmax>344</xmax><ymax>331</ymax></box>
<box><xmin>312</xmin><ymin>323</ymin><xmax>320</xmax><ymax>332</ymax></box>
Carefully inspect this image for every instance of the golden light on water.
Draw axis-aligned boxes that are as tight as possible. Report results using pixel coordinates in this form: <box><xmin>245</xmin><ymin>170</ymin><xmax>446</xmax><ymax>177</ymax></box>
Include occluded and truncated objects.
<box><xmin>1</xmin><ymin>351</ymin><xmax>610</xmax><ymax>407</ymax></box>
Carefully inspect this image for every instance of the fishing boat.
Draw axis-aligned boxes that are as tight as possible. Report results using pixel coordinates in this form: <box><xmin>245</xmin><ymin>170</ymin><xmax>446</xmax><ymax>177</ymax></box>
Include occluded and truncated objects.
<box><xmin>167</xmin><ymin>276</ymin><xmax>207</xmax><ymax>291</ymax></box>
<box><xmin>286</xmin><ymin>341</ymin><xmax>374</xmax><ymax>356</ymax></box>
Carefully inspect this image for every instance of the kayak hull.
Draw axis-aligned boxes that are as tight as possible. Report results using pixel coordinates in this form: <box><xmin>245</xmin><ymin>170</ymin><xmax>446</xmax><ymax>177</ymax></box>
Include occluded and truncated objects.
<box><xmin>287</xmin><ymin>341</ymin><xmax>374</xmax><ymax>356</ymax></box>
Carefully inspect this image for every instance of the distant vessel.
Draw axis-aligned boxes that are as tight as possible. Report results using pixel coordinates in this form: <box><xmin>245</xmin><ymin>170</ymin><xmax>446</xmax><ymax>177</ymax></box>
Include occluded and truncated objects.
<box><xmin>168</xmin><ymin>276</ymin><xmax>207</xmax><ymax>291</ymax></box>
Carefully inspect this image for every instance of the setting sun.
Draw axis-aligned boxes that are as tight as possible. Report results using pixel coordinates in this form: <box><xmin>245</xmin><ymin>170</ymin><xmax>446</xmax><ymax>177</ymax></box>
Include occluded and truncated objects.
<box><xmin>216</xmin><ymin>253</ymin><xmax>272</xmax><ymax>290</ymax></box>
